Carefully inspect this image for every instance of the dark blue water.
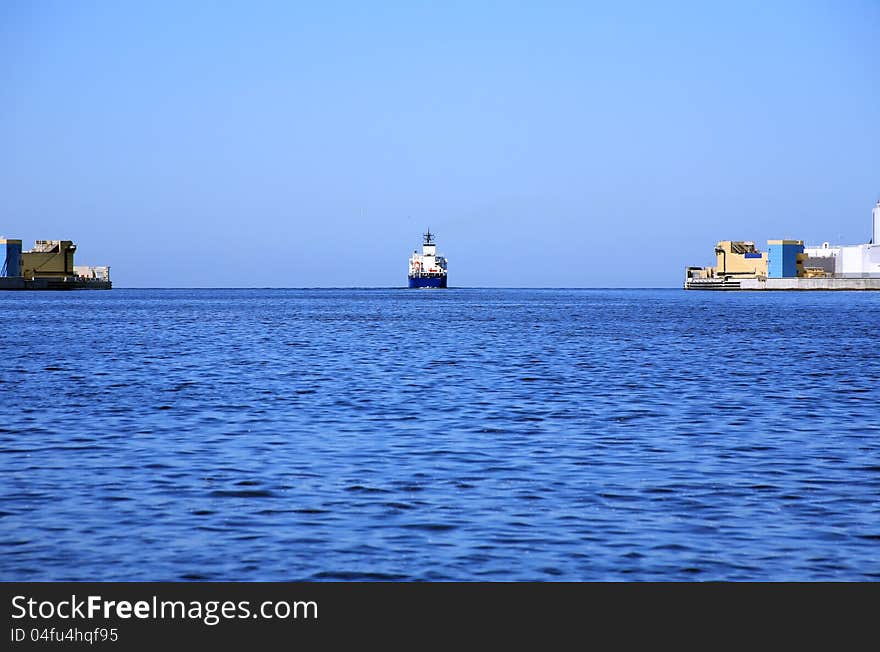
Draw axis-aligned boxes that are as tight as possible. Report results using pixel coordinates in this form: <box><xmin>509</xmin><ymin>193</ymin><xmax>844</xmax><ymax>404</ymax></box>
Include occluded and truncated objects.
<box><xmin>1</xmin><ymin>289</ymin><xmax>878</xmax><ymax>581</ymax></box>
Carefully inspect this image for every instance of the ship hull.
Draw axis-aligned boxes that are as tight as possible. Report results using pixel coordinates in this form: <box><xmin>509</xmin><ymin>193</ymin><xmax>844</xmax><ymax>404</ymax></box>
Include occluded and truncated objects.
<box><xmin>408</xmin><ymin>275</ymin><xmax>447</xmax><ymax>288</ymax></box>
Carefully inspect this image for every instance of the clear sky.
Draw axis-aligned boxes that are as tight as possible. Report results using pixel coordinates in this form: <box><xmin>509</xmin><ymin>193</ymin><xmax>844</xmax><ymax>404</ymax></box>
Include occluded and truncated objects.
<box><xmin>2</xmin><ymin>0</ymin><xmax>878</xmax><ymax>287</ymax></box>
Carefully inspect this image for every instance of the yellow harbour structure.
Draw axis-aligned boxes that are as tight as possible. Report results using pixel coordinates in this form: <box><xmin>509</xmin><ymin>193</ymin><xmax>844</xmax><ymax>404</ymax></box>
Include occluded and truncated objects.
<box><xmin>0</xmin><ymin>238</ymin><xmax>111</xmax><ymax>290</ymax></box>
<box><xmin>685</xmin><ymin>201</ymin><xmax>880</xmax><ymax>290</ymax></box>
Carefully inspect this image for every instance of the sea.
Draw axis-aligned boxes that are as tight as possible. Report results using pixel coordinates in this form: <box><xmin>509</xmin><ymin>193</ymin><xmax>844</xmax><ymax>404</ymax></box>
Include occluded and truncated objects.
<box><xmin>1</xmin><ymin>288</ymin><xmax>878</xmax><ymax>581</ymax></box>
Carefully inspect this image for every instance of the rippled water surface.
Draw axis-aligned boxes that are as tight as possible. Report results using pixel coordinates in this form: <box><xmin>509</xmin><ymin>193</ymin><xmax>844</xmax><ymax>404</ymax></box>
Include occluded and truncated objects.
<box><xmin>1</xmin><ymin>289</ymin><xmax>878</xmax><ymax>580</ymax></box>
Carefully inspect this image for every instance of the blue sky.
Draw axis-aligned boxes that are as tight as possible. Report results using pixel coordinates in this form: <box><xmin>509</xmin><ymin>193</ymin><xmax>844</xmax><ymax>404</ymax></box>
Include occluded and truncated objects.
<box><xmin>2</xmin><ymin>1</ymin><xmax>878</xmax><ymax>287</ymax></box>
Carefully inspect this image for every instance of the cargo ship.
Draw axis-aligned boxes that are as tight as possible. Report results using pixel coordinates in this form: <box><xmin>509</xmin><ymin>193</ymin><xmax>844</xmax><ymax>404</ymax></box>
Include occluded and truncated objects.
<box><xmin>0</xmin><ymin>238</ymin><xmax>111</xmax><ymax>290</ymax></box>
<box><xmin>408</xmin><ymin>229</ymin><xmax>448</xmax><ymax>288</ymax></box>
<box><xmin>685</xmin><ymin>200</ymin><xmax>880</xmax><ymax>290</ymax></box>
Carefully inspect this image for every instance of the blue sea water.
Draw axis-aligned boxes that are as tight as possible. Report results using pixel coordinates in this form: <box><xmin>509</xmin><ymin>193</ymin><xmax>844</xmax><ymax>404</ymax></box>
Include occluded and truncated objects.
<box><xmin>1</xmin><ymin>288</ymin><xmax>878</xmax><ymax>581</ymax></box>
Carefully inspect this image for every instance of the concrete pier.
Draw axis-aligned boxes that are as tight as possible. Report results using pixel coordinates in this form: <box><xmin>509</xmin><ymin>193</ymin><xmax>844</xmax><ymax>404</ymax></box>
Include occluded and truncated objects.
<box><xmin>685</xmin><ymin>277</ymin><xmax>880</xmax><ymax>291</ymax></box>
<box><xmin>0</xmin><ymin>276</ymin><xmax>111</xmax><ymax>290</ymax></box>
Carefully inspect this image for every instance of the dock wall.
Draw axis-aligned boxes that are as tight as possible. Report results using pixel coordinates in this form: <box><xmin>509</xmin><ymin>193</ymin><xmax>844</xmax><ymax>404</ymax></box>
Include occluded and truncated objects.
<box><xmin>0</xmin><ymin>277</ymin><xmax>111</xmax><ymax>291</ymax></box>
<box><xmin>686</xmin><ymin>277</ymin><xmax>880</xmax><ymax>290</ymax></box>
<box><xmin>739</xmin><ymin>278</ymin><xmax>880</xmax><ymax>290</ymax></box>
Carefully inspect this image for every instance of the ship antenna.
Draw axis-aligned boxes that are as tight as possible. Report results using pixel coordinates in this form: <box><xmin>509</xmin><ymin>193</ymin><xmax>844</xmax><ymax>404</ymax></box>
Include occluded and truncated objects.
<box><xmin>424</xmin><ymin>228</ymin><xmax>434</xmax><ymax>245</ymax></box>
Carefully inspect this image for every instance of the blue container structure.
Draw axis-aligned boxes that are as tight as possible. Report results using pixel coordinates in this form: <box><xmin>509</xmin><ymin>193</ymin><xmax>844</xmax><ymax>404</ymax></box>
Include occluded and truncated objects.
<box><xmin>767</xmin><ymin>240</ymin><xmax>803</xmax><ymax>278</ymax></box>
<box><xmin>1</xmin><ymin>240</ymin><xmax>22</xmax><ymax>277</ymax></box>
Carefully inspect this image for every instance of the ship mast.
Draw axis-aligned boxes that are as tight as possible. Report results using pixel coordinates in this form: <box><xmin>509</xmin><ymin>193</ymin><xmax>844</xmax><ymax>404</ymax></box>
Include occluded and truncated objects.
<box><xmin>423</xmin><ymin>228</ymin><xmax>434</xmax><ymax>245</ymax></box>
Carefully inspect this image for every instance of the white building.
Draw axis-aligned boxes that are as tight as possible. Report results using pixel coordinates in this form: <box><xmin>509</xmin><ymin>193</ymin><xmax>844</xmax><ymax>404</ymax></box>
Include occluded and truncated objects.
<box><xmin>803</xmin><ymin>201</ymin><xmax>880</xmax><ymax>277</ymax></box>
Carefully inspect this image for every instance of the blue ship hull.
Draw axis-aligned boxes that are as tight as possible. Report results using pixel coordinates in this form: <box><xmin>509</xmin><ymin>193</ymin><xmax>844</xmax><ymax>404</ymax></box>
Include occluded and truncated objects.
<box><xmin>408</xmin><ymin>275</ymin><xmax>447</xmax><ymax>288</ymax></box>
